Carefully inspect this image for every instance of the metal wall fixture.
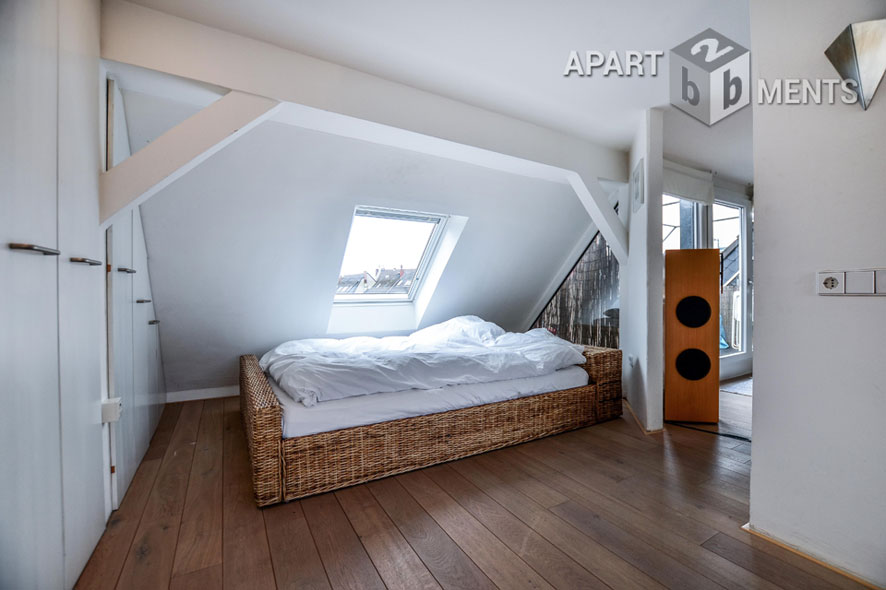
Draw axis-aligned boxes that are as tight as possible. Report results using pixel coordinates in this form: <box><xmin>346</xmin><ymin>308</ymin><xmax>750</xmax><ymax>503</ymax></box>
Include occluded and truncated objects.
<box><xmin>8</xmin><ymin>243</ymin><xmax>60</xmax><ymax>256</ymax></box>
<box><xmin>148</xmin><ymin>320</ymin><xmax>160</xmax><ymax>325</ymax></box>
<box><xmin>825</xmin><ymin>18</ymin><xmax>886</xmax><ymax>110</ymax></box>
<box><xmin>135</xmin><ymin>299</ymin><xmax>152</xmax><ymax>304</ymax></box>
<box><xmin>116</xmin><ymin>267</ymin><xmax>136</xmax><ymax>274</ymax></box>
<box><xmin>70</xmin><ymin>257</ymin><xmax>102</xmax><ymax>266</ymax></box>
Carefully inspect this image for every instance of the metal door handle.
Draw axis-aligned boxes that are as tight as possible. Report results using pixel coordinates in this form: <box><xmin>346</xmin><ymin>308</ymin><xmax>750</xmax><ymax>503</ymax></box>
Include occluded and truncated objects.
<box><xmin>70</xmin><ymin>257</ymin><xmax>102</xmax><ymax>266</ymax></box>
<box><xmin>136</xmin><ymin>299</ymin><xmax>152</xmax><ymax>303</ymax></box>
<box><xmin>9</xmin><ymin>243</ymin><xmax>60</xmax><ymax>256</ymax></box>
<box><xmin>117</xmin><ymin>267</ymin><xmax>136</xmax><ymax>273</ymax></box>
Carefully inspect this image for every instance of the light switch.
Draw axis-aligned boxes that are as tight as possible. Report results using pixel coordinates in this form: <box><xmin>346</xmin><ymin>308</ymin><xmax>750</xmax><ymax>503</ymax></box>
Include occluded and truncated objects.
<box><xmin>817</xmin><ymin>271</ymin><xmax>844</xmax><ymax>294</ymax></box>
<box><xmin>845</xmin><ymin>270</ymin><xmax>875</xmax><ymax>294</ymax></box>
<box><xmin>877</xmin><ymin>270</ymin><xmax>886</xmax><ymax>294</ymax></box>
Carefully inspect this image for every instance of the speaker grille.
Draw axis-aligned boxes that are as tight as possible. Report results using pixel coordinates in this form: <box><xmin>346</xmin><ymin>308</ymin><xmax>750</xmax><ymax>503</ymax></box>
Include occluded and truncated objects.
<box><xmin>675</xmin><ymin>348</ymin><xmax>711</xmax><ymax>381</ymax></box>
<box><xmin>675</xmin><ymin>296</ymin><xmax>712</xmax><ymax>328</ymax></box>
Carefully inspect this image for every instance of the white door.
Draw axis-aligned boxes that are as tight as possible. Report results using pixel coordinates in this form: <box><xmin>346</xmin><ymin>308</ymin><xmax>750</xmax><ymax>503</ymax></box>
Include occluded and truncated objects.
<box><xmin>0</xmin><ymin>0</ymin><xmax>65</xmax><ymax>587</ymax></box>
<box><xmin>132</xmin><ymin>210</ymin><xmax>163</xmax><ymax>450</ymax></box>
<box><xmin>108</xmin><ymin>207</ymin><xmax>165</xmax><ymax>508</ymax></box>
<box><xmin>57</xmin><ymin>0</ymin><xmax>106</xmax><ymax>583</ymax></box>
<box><xmin>108</xmin><ymin>214</ymin><xmax>136</xmax><ymax>507</ymax></box>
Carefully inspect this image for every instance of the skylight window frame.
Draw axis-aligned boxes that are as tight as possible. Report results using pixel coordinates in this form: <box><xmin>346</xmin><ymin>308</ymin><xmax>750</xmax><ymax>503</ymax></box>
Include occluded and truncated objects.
<box><xmin>334</xmin><ymin>205</ymin><xmax>449</xmax><ymax>305</ymax></box>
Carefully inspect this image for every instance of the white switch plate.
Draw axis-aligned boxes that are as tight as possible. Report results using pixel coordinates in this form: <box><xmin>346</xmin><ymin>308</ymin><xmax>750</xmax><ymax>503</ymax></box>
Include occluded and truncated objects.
<box><xmin>817</xmin><ymin>271</ymin><xmax>844</xmax><ymax>294</ymax></box>
<box><xmin>102</xmin><ymin>397</ymin><xmax>122</xmax><ymax>423</ymax></box>
<box><xmin>845</xmin><ymin>270</ymin><xmax>875</xmax><ymax>294</ymax></box>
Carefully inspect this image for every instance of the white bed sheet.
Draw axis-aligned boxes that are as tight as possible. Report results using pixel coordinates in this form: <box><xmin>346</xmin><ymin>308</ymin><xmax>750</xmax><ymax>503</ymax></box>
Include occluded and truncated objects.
<box><xmin>260</xmin><ymin>316</ymin><xmax>586</xmax><ymax>407</ymax></box>
<box><xmin>270</xmin><ymin>365</ymin><xmax>589</xmax><ymax>438</ymax></box>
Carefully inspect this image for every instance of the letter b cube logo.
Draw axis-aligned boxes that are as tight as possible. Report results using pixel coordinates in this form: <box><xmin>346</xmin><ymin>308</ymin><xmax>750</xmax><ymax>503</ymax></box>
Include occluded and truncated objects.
<box><xmin>670</xmin><ymin>28</ymin><xmax>750</xmax><ymax>126</ymax></box>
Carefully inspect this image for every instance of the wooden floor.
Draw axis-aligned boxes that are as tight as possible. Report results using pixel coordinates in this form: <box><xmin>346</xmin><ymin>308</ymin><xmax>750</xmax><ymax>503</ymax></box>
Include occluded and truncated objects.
<box><xmin>672</xmin><ymin>389</ymin><xmax>753</xmax><ymax>441</ymax></box>
<box><xmin>76</xmin><ymin>397</ymin><xmax>863</xmax><ymax>590</ymax></box>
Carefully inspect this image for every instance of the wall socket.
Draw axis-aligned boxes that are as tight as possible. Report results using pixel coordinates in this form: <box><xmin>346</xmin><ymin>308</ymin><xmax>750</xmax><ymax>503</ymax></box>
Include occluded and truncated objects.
<box><xmin>817</xmin><ymin>271</ymin><xmax>844</xmax><ymax>294</ymax></box>
<box><xmin>817</xmin><ymin>269</ymin><xmax>885</xmax><ymax>296</ymax></box>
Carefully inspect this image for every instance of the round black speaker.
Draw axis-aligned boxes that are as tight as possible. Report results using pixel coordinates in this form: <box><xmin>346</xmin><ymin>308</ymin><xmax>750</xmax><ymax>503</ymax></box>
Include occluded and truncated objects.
<box><xmin>675</xmin><ymin>348</ymin><xmax>711</xmax><ymax>380</ymax></box>
<box><xmin>675</xmin><ymin>296</ymin><xmax>712</xmax><ymax>328</ymax></box>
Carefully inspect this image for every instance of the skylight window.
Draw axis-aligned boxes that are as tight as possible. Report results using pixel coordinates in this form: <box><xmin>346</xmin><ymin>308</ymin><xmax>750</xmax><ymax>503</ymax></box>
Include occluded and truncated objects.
<box><xmin>335</xmin><ymin>207</ymin><xmax>447</xmax><ymax>303</ymax></box>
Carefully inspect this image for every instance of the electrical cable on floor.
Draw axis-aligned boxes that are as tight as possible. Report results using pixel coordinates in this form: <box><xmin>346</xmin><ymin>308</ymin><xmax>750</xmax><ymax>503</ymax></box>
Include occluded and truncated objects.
<box><xmin>665</xmin><ymin>421</ymin><xmax>752</xmax><ymax>443</ymax></box>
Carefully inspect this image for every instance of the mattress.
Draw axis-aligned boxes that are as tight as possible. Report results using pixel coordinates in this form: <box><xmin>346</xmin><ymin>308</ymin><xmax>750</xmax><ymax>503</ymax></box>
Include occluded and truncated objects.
<box><xmin>270</xmin><ymin>365</ymin><xmax>589</xmax><ymax>438</ymax></box>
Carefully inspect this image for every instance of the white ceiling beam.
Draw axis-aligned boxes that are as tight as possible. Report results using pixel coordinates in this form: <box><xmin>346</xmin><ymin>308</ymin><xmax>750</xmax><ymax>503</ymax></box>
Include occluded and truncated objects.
<box><xmin>100</xmin><ymin>90</ymin><xmax>280</xmax><ymax>225</ymax></box>
<box><xmin>568</xmin><ymin>174</ymin><xmax>628</xmax><ymax>262</ymax></box>
<box><xmin>100</xmin><ymin>1</ymin><xmax>629</xmax><ymax>261</ymax></box>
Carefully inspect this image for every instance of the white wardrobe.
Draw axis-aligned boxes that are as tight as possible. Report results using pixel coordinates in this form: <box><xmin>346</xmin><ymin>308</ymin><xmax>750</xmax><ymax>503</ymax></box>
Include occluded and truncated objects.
<box><xmin>0</xmin><ymin>0</ymin><xmax>166</xmax><ymax>587</ymax></box>
<box><xmin>104</xmin><ymin>68</ymin><xmax>167</xmax><ymax>510</ymax></box>
<box><xmin>1</xmin><ymin>0</ymin><xmax>104</xmax><ymax>587</ymax></box>
<box><xmin>107</xmin><ymin>208</ymin><xmax>166</xmax><ymax>507</ymax></box>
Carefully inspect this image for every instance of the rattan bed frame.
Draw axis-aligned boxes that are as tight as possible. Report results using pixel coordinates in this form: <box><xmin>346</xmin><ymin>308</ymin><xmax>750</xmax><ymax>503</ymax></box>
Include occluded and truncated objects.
<box><xmin>240</xmin><ymin>346</ymin><xmax>622</xmax><ymax>507</ymax></box>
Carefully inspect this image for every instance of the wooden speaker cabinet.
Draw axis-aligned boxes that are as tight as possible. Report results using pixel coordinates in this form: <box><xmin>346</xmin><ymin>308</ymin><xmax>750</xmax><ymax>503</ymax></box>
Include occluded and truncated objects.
<box><xmin>664</xmin><ymin>249</ymin><xmax>720</xmax><ymax>423</ymax></box>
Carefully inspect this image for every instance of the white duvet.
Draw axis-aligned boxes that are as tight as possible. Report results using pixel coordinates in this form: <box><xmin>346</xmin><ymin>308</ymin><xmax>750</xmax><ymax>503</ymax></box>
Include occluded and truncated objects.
<box><xmin>260</xmin><ymin>316</ymin><xmax>586</xmax><ymax>407</ymax></box>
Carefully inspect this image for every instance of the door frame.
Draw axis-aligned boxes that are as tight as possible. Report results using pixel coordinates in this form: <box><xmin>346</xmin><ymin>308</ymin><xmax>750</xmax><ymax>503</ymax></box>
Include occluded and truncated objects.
<box><xmin>661</xmin><ymin>188</ymin><xmax>754</xmax><ymax>381</ymax></box>
<box><xmin>713</xmin><ymin>187</ymin><xmax>753</xmax><ymax>380</ymax></box>
<box><xmin>105</xmin><ymin>226</ymin><xmax>121</xmax><ymax>510</ymax></box>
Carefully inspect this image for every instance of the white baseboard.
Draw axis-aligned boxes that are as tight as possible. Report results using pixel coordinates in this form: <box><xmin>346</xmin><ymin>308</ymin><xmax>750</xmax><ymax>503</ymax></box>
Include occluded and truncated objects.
<box><xmin>741</xmin><ymin>523</ymin><xmax>879</xmax><ymax>589</ymax></box>
<box><xmin>623</xmin><ymin>399</ymin><xmax>664</xmax><ymax>435</ymax></box>
<box><xmin>166</xmin><ymin>385</ymin><xmax>238</xmax><ymax>403</ymax></box>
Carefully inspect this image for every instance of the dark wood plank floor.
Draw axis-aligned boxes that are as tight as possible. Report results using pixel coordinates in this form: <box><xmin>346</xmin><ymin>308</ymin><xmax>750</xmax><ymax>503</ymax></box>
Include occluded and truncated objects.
<box><xmin>671</xmin><ymin>387</ymin><xmax>752</xmax><ymax>441</ymax></box>
<box><xmin>77</xmin><ymin>398</ymin><xmax>862</xmax><ymax>590</ymax></box>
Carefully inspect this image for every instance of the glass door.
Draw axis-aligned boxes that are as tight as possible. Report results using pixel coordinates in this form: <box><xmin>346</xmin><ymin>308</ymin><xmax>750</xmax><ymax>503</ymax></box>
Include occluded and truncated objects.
<box><xmin>713</xmin><ymin>194</ymin><xmax>753</xmax><ymax>378</ymax></box>
<box><xmin>713</xmin><ymin>202</ymin><xmax>742</xmax><ymax>356</ymax></box>
<box><xmin>663</xmin><ymin>191</ymin><xmax>753</xmax><ymax>379</ymax></box>
<box><xmin>662</xmin><ymin>193</ymin><xmax>703</xmax><ymax>252</ymax></box>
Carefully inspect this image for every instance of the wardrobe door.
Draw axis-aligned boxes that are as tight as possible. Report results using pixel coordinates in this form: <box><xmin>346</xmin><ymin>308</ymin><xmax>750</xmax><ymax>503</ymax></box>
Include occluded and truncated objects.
<box><xmin>108</xmin><ymin>213</ymin><xmax>136</xmax><ymax>506</ymax></box>
<box><xmin>0</xmin><ymin>0</ymin><xmax>65</xmax><ymax>588</ymax></box>
<box><xmin>57</xmin><ymin>0</ymin><xmax>105</xmax><ymax>585</ymax></box>
<box><xmin>132</xmin><ymin>210</ymin><xmax>162</xmax><ymax>453</ymax></box>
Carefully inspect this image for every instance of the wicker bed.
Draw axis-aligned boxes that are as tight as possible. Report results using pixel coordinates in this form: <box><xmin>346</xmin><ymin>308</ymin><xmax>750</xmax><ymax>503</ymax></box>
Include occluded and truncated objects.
<box><xmin>239</xmin><ymin>346</ymin><xmax>622</xmax><ymax>507</ymax></box>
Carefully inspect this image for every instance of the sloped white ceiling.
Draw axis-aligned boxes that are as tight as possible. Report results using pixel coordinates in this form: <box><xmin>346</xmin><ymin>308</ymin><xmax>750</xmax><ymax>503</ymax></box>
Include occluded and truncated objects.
<box><xmin>107</xmin><ymin>58</ymin><xmax>226</xmax><ymax>157</ymax></box>
<box><xmin>122</xmin><ymin>90</ymin><xmax>203</xmax><ymax>156</ymax></box>
<box><xmin>139</xmin><ymin>121</ymin><xmax>593</xmax><ymax>391</ymax></box>
<box><xmin>123</xmin><ymin>0</ymin><xmax>753</xmax><ymax>182</ymax></box>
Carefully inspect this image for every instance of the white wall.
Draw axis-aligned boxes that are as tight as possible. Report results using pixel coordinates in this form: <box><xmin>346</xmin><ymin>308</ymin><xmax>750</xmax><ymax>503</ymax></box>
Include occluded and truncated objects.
<box><xmin>620</xmin><ymin>109</ymin><xmax>664</xmax><ymax>431</ymax></box>
<box><xmin>110</xmin><ymin>80</ymin><xmax>131</xmax><ymax>167</ymax></box>
<box><xmin>749</xmin><ymin>1</ymin><xmax>886</xmax><ymax>585</ymax></box>
<box><xmin>662</xmin><ymin>99</ymin><xmax>754</xmax><ymax>186</ymax></box>
<box><xmin>139</xmin><ymin>121</ymin><xmax>595</xmax><ymax>392</ymax></box>
<box><xmin>121</xmin><ymin>89</ymin><xmax>203</xmax><ymax>155</ymax></box>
